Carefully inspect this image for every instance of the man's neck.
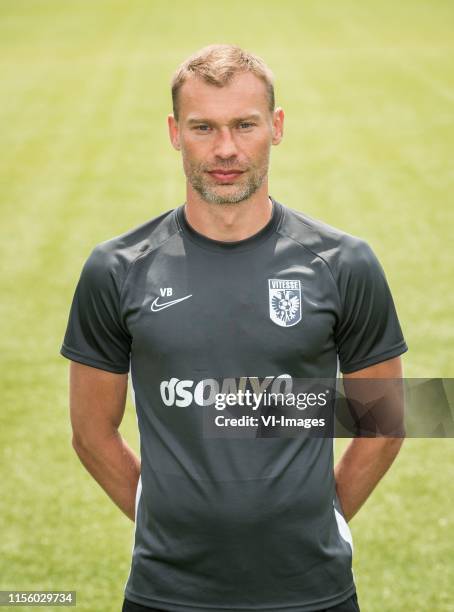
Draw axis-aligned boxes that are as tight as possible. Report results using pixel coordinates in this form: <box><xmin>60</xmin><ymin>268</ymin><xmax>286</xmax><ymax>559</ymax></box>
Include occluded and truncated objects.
<box><xmin>183</xmin><ymin>192</ymin><xmax>273</xmax><ymax>242</ymax></box>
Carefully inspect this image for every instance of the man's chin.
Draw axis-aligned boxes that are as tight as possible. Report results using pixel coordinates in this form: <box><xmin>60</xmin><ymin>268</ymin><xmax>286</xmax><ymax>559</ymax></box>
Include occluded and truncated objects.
<box><xmin>196</xmin><ymin>184</ymin><xmax>252</xmax><ymax>205</ymax></box>
<box><xmin>205</xmin><ymin>194</ymin><xmax>250</xmax><ymax>205</ymax></box>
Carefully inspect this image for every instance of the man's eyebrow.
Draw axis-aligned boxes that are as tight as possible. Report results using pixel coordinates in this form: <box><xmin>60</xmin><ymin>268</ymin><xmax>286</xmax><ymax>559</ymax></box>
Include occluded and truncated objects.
<box><xmin>186</xmin><ymin>113</ymin><xmax>262</xmax><ymax>125</ymax></box>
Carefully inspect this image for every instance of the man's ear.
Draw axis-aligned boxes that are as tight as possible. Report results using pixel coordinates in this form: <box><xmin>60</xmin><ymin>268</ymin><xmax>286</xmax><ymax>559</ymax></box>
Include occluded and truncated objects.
<box><xmin>167</xmin><ymin>113</ymin><xmax>181</xmax><ymax>150</ymax></box>
<box><xmin>271</xmin><ymin>107</ymin><xmax>284</xmax><ymax>146</ymax></box>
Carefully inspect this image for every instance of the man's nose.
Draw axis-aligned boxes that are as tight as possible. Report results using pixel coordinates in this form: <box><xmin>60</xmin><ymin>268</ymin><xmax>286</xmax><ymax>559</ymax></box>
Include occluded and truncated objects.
<box><xmin>213</xmin><ymin>128</ymin><xmax>238</xmax><ymax>158</ymax></box>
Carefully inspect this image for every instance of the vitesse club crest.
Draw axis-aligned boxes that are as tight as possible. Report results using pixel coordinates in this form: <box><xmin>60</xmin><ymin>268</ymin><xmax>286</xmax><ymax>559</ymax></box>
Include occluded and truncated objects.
<box><xmin>268</xmin><ymin>279</ymin><xmax>302</xmax><ymax>327</ymax></box>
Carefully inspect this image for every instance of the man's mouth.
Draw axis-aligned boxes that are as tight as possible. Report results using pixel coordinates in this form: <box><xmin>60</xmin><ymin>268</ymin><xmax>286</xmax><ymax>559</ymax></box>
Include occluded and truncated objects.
<box><xmin>207</xmin><ymin>170</ymin><xmax>245</xmax><ymax>182</ymax></box>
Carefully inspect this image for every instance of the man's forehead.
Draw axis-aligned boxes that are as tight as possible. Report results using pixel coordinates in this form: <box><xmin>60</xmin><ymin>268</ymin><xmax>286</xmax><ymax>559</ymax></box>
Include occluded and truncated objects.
<box><xmin>178</xmin><ymin>72</ymin><xmax>269</xmax><ymax>121</ymax></box>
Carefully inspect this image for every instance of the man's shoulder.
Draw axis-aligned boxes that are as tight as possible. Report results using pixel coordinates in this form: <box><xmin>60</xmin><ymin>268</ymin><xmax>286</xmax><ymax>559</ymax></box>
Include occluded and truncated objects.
<box><xmin>86</xmin><ymin>206</ymin><xmax>180</xmax><ymax>278</ymax></box>
<box><xmin>278</xmin><ymin>202</ymin><xmax>376</xmax><ymax>275</ymax></box>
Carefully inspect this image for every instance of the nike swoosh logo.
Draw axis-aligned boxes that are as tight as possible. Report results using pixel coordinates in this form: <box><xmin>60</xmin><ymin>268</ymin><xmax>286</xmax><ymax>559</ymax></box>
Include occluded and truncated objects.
<box><xmin>150</xmin><ymin>294</ymin><xmax>192</xmax><ymax>312</ymax></box>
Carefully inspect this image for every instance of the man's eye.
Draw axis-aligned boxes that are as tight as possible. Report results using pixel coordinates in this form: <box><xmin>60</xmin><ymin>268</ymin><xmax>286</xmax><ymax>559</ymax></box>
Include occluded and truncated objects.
<box><xmin>194</xmin><ymin>125</ymin><xmax>210</xmax><ymax>131</ymax></box>
<box><xmin>239</xmin><ymin>122</ymin><xmax>255</xmax><ymax>129</ymax></box>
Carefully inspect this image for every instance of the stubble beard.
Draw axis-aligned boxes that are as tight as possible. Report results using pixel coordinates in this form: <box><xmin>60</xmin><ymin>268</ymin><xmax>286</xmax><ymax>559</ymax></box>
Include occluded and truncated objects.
<box><xmin>184</xmin><ymin>154</ymin><xmax>270</xmax><ymax>205</ymax></box>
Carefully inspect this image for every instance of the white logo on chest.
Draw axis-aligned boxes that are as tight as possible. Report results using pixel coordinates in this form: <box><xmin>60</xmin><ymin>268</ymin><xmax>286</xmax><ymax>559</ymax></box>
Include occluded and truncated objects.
<box><xmin>151</xmin><ymin>288</ymin><xmax>192</xmax><ymax>312</ymax></box>
<box><xmin>268</xmin><ymin>279</ymin><xmax>302</xmax><ymax>327</ymax></box>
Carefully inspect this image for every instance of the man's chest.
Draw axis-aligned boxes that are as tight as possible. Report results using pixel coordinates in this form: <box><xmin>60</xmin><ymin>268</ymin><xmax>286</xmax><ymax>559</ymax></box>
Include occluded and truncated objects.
<box><xmin>123</xmin><ymin>245</ymin><xmax>340</xmax><ymax>376</ymax></box>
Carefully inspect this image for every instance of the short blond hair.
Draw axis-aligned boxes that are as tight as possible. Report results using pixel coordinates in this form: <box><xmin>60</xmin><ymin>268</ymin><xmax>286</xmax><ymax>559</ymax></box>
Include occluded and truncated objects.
<box><xmin>171</xmin><ymin>44</ymin><xmax>275</xmax><ymax>122</ymax></box>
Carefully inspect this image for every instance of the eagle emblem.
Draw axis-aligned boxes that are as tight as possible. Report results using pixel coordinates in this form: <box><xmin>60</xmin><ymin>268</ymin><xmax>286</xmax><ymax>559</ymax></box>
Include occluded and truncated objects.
<box><xmin>268</xmin><ymin>279</ymin><xmax>302</xmax><ymax>327</ymax></box>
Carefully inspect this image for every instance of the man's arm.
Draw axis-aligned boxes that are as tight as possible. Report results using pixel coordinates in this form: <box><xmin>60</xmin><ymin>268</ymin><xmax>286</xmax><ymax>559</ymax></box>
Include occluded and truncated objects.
<box><xmin>334</xmin><ymin>356</ymin><xmax>405</xmax><ymax>523</ymax></box>
<box><xmin>69</xmin><ymin>360</ymin><xmax>140</xmax><ymax>522</ymax></box>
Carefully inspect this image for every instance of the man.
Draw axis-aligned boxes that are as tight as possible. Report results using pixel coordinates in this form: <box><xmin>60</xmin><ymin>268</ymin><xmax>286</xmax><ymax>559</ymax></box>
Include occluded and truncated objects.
<box><xmin>60</xmin><ymin>44</ymin><xmax>408</xmax><ymax>612</ymax></box>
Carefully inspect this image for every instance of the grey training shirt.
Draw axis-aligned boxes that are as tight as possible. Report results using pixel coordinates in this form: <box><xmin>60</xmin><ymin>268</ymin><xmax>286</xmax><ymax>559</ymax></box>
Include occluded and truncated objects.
<box><xmin>60</xmin><ymin>196</ymin><xmax>408</xmax><ymax>611</ymax></box>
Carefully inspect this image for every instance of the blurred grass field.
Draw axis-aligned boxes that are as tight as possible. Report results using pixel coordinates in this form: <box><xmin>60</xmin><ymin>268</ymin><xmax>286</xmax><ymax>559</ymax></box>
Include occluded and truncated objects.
<box><xmin>1</xmin><ymin>1</ymin><xmax>453</xmax><ymax>611</ymax></box>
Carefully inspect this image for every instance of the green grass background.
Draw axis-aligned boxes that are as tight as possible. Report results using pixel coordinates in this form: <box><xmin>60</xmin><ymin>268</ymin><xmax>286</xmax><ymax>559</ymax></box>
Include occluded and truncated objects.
<box><xmin>1</xmin><ymin>1</ymin><xmax>453</xmax><ymax>610</ymax></box>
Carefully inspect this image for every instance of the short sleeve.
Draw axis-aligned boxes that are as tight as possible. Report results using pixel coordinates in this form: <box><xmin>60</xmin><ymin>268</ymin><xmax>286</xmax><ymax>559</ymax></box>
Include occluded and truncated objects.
<box><xmin>60</xmin><ymin>244</ymin><xmax>132</xmax><ymax>373</ymax></box>
<box><xmin>334</xmin><ymin>238</ymin><xmax>408</xmax><ymax>374</ymax></box>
